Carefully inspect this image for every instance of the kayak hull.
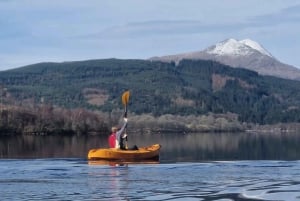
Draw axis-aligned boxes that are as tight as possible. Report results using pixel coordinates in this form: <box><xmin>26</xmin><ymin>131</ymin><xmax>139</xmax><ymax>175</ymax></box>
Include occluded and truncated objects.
<box><xmin>88</xmin><ymin>160</ymin><xmax>160</xmax><ymax>166</ymax></box>
<box><xmin>87</xmin><ymin>144</ymin><xmax>161</xmax><ymax>161</ymax></box>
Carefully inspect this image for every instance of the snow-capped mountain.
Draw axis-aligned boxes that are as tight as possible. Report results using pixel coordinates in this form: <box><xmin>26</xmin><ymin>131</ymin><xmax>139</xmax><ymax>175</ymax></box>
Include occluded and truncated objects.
<box><xmin>150</xmin><ymin>38</ymin><xmax>300</xmax><ymax>80</ymax></box>
<box><xmin>206</xmin><ymin>38</ymin><xmax>272</xmax><ymax>57</ymax></box>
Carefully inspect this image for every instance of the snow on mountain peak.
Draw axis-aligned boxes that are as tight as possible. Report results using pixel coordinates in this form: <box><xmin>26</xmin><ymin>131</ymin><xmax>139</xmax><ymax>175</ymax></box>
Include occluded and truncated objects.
<box><xmin>207</xmin><ymin>38</ymin><xmax>273</xmax><ymax>58</ymax></box>
<box><xmin>239</xmin><ymin>39</ymin><xmax>272</xmax><ymax>57</ymax></box>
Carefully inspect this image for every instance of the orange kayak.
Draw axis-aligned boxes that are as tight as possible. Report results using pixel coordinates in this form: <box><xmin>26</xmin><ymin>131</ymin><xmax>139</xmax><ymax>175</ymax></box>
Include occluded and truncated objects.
<box><xmin>87</xmin><ymin>144</ymin><xmax>161</xmax><ymax>160</ymax></box>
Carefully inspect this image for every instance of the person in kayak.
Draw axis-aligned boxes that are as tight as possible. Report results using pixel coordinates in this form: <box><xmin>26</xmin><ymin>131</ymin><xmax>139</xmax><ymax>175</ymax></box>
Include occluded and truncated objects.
<box><xmin>109</xmin><ymin>118</ymin><xmax>128</xmax><ymax>149</ymax></box>
<box><xmin>108</xmin><ymin>118</ymin><xmax>138</xmax><ymax>150</ymax></box>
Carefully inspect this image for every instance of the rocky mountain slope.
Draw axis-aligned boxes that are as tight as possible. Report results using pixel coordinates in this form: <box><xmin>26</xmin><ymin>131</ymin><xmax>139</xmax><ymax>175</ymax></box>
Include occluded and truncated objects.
<box><xmin>150</xmin><ymin>38</ymin><xmax>300</xmax><ymax>80</ymax></box>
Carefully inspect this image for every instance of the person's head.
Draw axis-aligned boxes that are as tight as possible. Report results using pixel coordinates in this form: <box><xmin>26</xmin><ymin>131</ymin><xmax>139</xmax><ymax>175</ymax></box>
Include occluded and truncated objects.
<box><xmin>111</xmin><ymin>126</ymin><xmax>118</xmax><ymax>133</ymax></box>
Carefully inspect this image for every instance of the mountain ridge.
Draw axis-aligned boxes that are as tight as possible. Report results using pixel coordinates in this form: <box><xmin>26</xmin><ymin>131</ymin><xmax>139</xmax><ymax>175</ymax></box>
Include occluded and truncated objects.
<box><xmin>150</xmin><ymin>38</ymin><xmax>300</xmax><ymax>80</ymax></box>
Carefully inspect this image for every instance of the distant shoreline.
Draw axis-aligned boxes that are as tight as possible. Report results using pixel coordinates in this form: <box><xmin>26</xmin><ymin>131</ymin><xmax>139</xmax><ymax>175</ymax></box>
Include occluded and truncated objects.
<box><xmin>1</xmin><ymin>122</ymin><xmax>300</xmax><ymax>136</ymax></box>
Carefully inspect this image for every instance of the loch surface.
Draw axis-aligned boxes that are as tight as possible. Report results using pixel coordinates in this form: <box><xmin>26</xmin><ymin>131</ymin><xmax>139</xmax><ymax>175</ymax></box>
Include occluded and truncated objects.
<box><xmin>0</xmin><ymin>132</ymin><xmax>300</xmax><ymax>200</ymax></box>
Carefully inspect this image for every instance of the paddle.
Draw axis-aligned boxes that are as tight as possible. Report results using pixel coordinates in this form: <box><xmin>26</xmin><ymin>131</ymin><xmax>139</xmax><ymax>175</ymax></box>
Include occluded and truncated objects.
<box><xmin>122</xmin><ymin>90</ymin><xmax>130</xmax><ymax>118</ymax></box>
<box><xmin>121</xmin><ymin>90</ymin><xmax>130</xmax><ymax>149</ymax></box>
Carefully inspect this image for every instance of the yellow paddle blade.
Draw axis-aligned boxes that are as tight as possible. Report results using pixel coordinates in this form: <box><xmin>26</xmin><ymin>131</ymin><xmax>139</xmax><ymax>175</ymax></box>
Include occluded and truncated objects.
<box><xmin>122</xmin><ymin>90</ymin><xmax>130</xmax><ymax>106</ymax></box>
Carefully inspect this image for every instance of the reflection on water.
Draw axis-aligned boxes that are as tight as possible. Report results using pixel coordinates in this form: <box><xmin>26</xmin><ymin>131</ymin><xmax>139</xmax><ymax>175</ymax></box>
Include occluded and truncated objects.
<box><xmin>0</xmin><ymin>135</ymin><xmax>101</xmax><ymax>158</ymax></box>
<box><xmin>88</xmin><ymin>160</ymin><xmax>160</xmax><ymax>166</ymax></box>
<box><xmin>1</xmin><ymin>133</ymin><xmax>300</xmax><ymax>201</ymax></box>
<box><xmin>1</xmin><ymin>132</ymin><xmax>300</xmax><ymax>161</ymax></box>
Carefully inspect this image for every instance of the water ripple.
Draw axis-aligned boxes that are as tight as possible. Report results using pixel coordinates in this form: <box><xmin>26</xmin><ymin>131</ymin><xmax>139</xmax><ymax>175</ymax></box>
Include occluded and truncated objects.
<box><xmin>0</xmin><ymin>160</ymin><xmax>299</xmax><ymax>200</ymax></box>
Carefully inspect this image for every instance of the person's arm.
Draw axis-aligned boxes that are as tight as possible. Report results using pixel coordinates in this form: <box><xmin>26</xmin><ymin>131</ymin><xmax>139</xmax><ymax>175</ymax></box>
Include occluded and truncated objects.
<box><xmin>116</xmin><ymin>120</ymin><xmax>127</xmax><ymax>142</ymax></box>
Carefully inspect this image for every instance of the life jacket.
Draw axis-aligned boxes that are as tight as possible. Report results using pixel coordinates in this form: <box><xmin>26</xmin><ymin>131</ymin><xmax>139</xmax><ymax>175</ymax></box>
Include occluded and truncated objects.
<box><xmin>108</xmin><ymin>133</ymin><xmax>116</xmax><ymax>148</ymax></box>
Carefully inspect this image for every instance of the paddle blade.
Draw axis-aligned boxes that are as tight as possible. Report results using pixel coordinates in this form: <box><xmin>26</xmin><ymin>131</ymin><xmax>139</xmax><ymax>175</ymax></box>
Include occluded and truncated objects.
<box><xmin>122</xmin><ymin>90</ymin><xmax>130</xmax><ymax>106</ymax></box>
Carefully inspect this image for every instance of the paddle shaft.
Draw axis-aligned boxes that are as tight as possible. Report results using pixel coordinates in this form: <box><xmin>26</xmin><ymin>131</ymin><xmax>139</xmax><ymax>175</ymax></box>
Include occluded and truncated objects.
<box><xmin>122</xmin><ymin>91</ymin><xmax>130</xmax><ymax>148</ymax></box>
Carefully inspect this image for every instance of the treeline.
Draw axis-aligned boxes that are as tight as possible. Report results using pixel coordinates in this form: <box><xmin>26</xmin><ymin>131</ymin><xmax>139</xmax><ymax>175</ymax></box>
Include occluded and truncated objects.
<box><xmin>0</xmin><ymin>58</ymin><xmax>300</xmax><ymax>127</ymax></box>
<box><xmin>128</xmin><ymin>112</ymin><xmax>244</xmax><ymax>133</ymax></box>
<box><xmin>0</xmin><ymin>103</ymin><xmax>246</xmax><ymax>136</ymax></box>
<box><xmin>0</xmin><ymin>104</ymin><xmax>109</xmax><ymax>135</ymax></box>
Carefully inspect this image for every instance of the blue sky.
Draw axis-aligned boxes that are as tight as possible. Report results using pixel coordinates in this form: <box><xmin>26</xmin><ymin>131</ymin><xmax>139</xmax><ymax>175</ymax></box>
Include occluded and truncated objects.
<box><xmin>0</xmin><ymin>0</ymin><xmax>300</xmax><ymax>70</ymax></box>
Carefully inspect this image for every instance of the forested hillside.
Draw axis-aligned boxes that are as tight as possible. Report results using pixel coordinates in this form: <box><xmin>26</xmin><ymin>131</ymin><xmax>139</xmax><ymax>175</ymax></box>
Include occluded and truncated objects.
<box><xmin>0</xmin><ymin>58</ymin><xmax>300</xmax><ymax>134</ymax></box>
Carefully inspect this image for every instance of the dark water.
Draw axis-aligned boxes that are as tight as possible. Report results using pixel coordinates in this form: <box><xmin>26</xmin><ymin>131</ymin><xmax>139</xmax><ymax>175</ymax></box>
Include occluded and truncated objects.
<box><xmin>1</xmin><ymin>132</ymin><xmax>300</xmax><ymax>161</ymax></box>
<box><xmin>1</xmin><ymin>132</ymin><xmax>300</xmax><ymax>200</ymax></box>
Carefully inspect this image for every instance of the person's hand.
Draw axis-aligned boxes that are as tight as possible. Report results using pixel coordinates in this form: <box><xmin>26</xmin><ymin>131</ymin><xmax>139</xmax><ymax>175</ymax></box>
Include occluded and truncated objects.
<box><xmin>124</xmin><ymin>118</ymin><xmax>128</xmax><ymax>122</ymax></box>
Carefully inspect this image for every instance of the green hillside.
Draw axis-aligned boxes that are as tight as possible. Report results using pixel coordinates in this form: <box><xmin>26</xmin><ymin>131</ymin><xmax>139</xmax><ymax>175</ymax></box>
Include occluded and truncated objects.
<box><xmin>1</xmin><ymin>58</ymin><xmax>300</xmax><ymax>126</ymax></box>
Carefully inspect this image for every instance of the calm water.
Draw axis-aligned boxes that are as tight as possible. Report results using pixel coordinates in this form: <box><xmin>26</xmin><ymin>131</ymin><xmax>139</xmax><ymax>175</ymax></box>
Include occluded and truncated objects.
<box><xmin>1</xmin><ymin>132</ymin><xmax>300</xmax><ymax>200</ymax></box>
<box><xmin>0</xmin><ymin>159</ymin><xmax>299</xmax><ymax>200</ymax></box>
